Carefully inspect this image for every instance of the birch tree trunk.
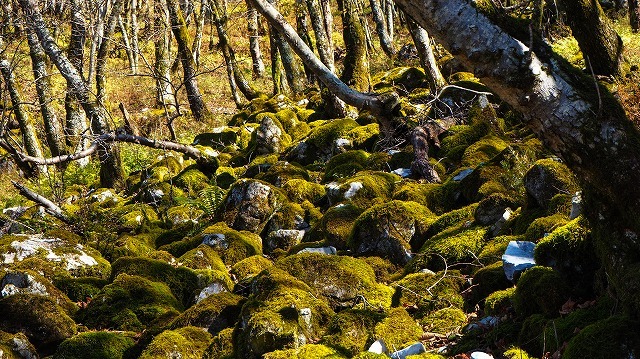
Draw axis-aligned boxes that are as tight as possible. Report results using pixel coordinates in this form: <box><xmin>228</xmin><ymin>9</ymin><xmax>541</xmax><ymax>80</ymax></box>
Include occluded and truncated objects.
<box><xmin>154</xmin><ymin>0</ymin><xmax>175</xmax><ymax>107</ymax></box>
<box><xmin>406</xmin><ymin>18</ymin><xmax>445</xmax><ymax>92</ymax></box>
<box><xmin>96</xmin><ymin>0</ymin><xmax>124</xmax><ymax>107</ymax></box>
<box><xmin>267</xmin><ymin>0</ymin><xmax>305</xmax><ymax>94</ymax></box>
<box><xmin>130</xmin><ymin>0</ymin><xmax>140</xmax><ymax>73</ymax></box>
<box><xmin>19</xmin><ymin>0</ymin><xmax>125</xmax><ymax>189</ymax></box>
<box><xmin>369</xmin><ymin>0</ymin><xmax>395</xmax><ymax>57</ymax></box>
<box><xmin>394</xmin><ymin>0</ymin><xmax>640</xmax><ymax>315</ymax></box>
<box><xmin>192</xmin><ymin>0</ymin><xmax>206</xmax><ymax>67</ymax></box>
<box><xmin>246</xmin><ymin>0</ymin><xmax>265</xmax><ymax>78</ymax></box>
<box><xmin>87</xmin><ymin>0</ymin><xmax>106</xmax><ymax>86</ymax></box>
<box><xmin>118</xmin><ymin>15</ymin><xmax>136</xmax><ymax>74</ymax></box>
<box><xmin>384</xmin><ymin>0</ymin><xmax>393</xmax><ymax>42</ymax></box>
<box><xmin>167</xmin><ymin>0</ymin><xmax>211</xmax><ymax>121</ymax></box>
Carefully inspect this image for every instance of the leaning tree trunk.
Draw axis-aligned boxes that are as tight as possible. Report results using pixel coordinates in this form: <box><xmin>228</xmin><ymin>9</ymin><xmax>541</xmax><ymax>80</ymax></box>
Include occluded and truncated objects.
<box><xmin>26</xmin><ymin>28</ymin><xmax>66</xmax><ymax>158</ymax></box>
<box><xmin>154</xmin><ymin>0</ymin><xmax>175</xmax><ymax>108</ymax></box>
<box><xmin>96</xmin><ymin>0</ymin><xmax>124</xmax><ymax>107</ymax></box>
<box><xmin>246</xmin><ymin>0</ymin><xmax>265</xmax><ymax>78</ymax></box>
<box><xmin>560</xmin><ymin>0</ymin><xmax>623</xmax><ymax>77</ymax></box>
<box><xmin>118</xmin><ymin>15</ymin><xmax>136</xmax><ymax>74</ymax></box>
<box><xmin>339</xmin><ymin>0</ymin><xmax>371</xmax><ymax>93</ymax></box>
<box><xmin>630</xmin><ymin>0</ymin><xmax>640</xmax><ymax>32</ymax></box>
<box><xmin>369</xmin><ymin>0</ymin><xmax>395</xmax><ymax>57</ymax></box>
<box><xmin>406</xmin><ymin>18</ymin><xmax>445</xmax><ymax>92</ymax></box>
<box><xmin>394</xmin><ymin>0</ymin><xmax>640</xmax><ymax>315</ymax></box>
<box><xmin>166</xmin><ymin>0</ymin><xmax>211</xmax><ymax>121</ymax></box>
<box><xmin>19</xmin><ymin>0</ymin><xmax>126</xmax><ymax>190</ymax></box>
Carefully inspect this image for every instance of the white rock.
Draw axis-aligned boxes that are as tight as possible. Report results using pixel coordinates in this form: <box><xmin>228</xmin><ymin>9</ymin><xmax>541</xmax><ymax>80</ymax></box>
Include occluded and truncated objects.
<box><xmin>2</xmin><ymin>235</ymin><xmax>98</xmax><ymax>271</ymax></box>
<box><xmin>390</xmin><ymin>342</ymin><xmax>426</xmax><ymax>359</ymax></box>
<box><xmin>299</xmin><ymin>246</ymin><xmax>337</xmax><ymax>255</ymax></box>
<box><xmin>368</xmin><ymin>339</ymin><xmax>387</xmax><ymax>354</ymax></box>
<box><xmin>453</xmin><ymin>168</ymin><xmax>474</xmax><ymax>181</ymax></box>
<box><xmin>392</xmin><ymin>168</ymin><xmax>413</xmax><ymax>178</ymax></box>
<box><xmin>470</xmin><ymin>352</ymin><xmax>494</xmax><ymax>359</ymax></box>
<box><xmin>502</xmin><ymin>241</ymin><xmax>536</xmax><ymax>281</ymax></box>
<box><xmin>196</xmin><ymin>282</ymin><xmax>227</xmax><ymax>303</ymax></box>
<box><xmin>570</xmin><ymin>191</ymin><xmax>582</xmax><ymax>220</ymax></box>
<box><xmin>344</xmin><ymin>182</ymin><xmax>363</xmax><ymax>199</ymax></box>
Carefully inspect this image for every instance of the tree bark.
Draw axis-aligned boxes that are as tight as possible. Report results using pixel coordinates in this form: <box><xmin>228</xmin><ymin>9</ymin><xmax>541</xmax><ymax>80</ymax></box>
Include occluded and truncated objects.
<box><xmin>246</xmin><ymin>0</ymin><xmax>265</xmax><ymax>78</ymax></box>
<box><xmin>370</xmin><ymin>0</ymin><xmax>395</xmax><ymax>57</ymax></box>
<box><xmin>395</xmin><ymin>0</ymin><xmax>640</xmax><ymax>314</ymax></box>
<box><xmin>166</xmin><ymin>0</ymin><xmax>211</xmax><ymax>121</ymax></box>
<box><xmin>268</xmin><ymin>0</ymin><xmax>305</xmax><ymax>94</ymax></box>
<box><xmin>630</xmin><ymin>0</ymin><xmax>640</xmax><ymax>32</ymax></box>
<box><xmin>406</xmin><ymin>18</ymin><xmax>445</xmax><ymax>92</ymax></box>
<box><xmin>192</xmin><ymin>0</ymin><xmax>206</xmax><ymax>67</ymax></box>
<box><xmin>87</xmin><ymin>0</ymin><xmax>106</xmax><ymax>86</ymax></box>
<box><xmin>154</xmin><ymin>0</ymin><xmax>175</xmax><ymax>108</ymax></box>
<box><xmin>118</xmin><ymin>15</ymin><xmax>136</xmax><ymax>74</ymax></box>
<box><xmin>130</xmin><ymin>0</ymin><xmax>140</xmax><ymax>73</ymax></box>
<box><xmin>560</xmin><ymin>0</ymin><xmax>624</xmax><ymax>76</ymax></box>
<box><xmin>96</xmin><ymin>0</ymin><xmax>124</xmax><ymax>107</ymax></box>
<box><xmin>295</xmin><ymin>0</ymin><xmax>316</xmax><ymax>83</ymax></box>
<box><xmin>339</xmin><ymin>0</ymin><xmax>371</xmax><ymax>93</ymax></box>
<box><xmin>19</xmin><ymin>0</ymin><xmax>125</xmax><ymax>190</ymax></box>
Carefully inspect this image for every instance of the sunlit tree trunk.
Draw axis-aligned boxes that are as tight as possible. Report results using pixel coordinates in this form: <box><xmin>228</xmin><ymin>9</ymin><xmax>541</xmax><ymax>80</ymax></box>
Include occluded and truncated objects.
<box><xmin>369</xmin><ymin>0</ymin><xmax>395</xmax><ymax>57</ymax></box>
<box><xmin>295</xmin><ymin>0</ymin><xmax>315</xmax><ymax>83</ymax></box>
<box><xmin>118</xmin><ymin>15</ymin><xmax>136</xmax><ymax>74</ymax></box>
<box><xmin>130</xmin><ymin>0</ymin><xmax>139</xmax><ymax>73</ymax></box>
<box><xmin>384</xmin><ymin>0</ymin><xmax>393</xmax><ymax>42</ymax></box>
<box><xmin>96</xmin><ymin>0</ymin><xmax>124</xmax><ymax>107</ymax></box>
<box><xmin>192</xmin><ymin>0</ymin><xmax>206</xmax><ymax>67</ymax></box>
<box><xmin>339</xmin><ymin>0</ymin><xmax>370</xmax><ymax>92</ymax></box>
<box><xmin>154</xmin><ymin>0</ymin><xmax>175</xmax><ymax>107</ymax></box>
<box><xmin>246</xmin><ymin>0</ymin><xmax>265</xmax><ymax>78</ymax></box>
<box><xmin>87</xmin><ymin>0</ymin><xmax>106</xmax><ymax>86</ymax></box>
<box><xmin>267</xmin><ymin>0</ymin><xmax>305</xmax><ymax>94</ymax></box>
<box><xmin>407</xmin><ymin>18</ymin><xmax>445</xmax><ymax>92</ymax></box>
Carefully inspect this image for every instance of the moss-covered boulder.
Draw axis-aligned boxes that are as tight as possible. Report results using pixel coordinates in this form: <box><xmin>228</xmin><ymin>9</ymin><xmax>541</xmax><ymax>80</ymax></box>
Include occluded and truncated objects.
<box><xmin>392</xmin><ymin>271</ymin><xmax>465</xmax><ymax>319</ymax></box>
<box><xmin>219</xmin><ymin>179</ymin><xmax>287</xmax><ymax>233</ymax></box>
<box><xmin>421</xmin><ymin>307</ymin><xmax>468</xmax><ymax>335</ymax></box>
<box><xmin>418</xmin><ymin>225</ymin><xmax>488</xmax><ymax>271</ymax></box>
<box><xmin>252</xmin><ymin>114</ymin><xmax>292</xmax><ymax>155</ymax></box>
<box><xmin>176</xmin><ymin>245</ymin><xmax>227</xmax><ymax>272</ymax></box>
<box><xmin>166</xmin><ymin>204</ymin><xmax>205</xmax><ymax>225</ymax></box>
<box><xmin>523</xmin><ymin>214</ymin><xmax>569</xmax><ymax>243</ymax></box>
<box><xmin>193</xmin><ymin>128</ymin><xmax>240</xmax><ymax>149</ymax></box>
<box><xmin>287</xmin><ymin>118</ymin><xmax>360</xmax><ymax>165</ymax></box>
<box><xmin>140</xmin><ymin>326</ymin><xmax>212</xmax><ymax>359</ymax></box>
<box><xmin>349</xmin><ymin>200</ymin><xmax>435</xmax><ymax>265</ymax></box>
<box><xmin>255</xmin><ymin>161</ymin><xmax>309</xmax><ymax>187</ymax></box>
<box><xmin>0</xmin><ymin>233</ymin><xmax>110</xmax><ymax>278</ymax></box>
<box><xmin>468</xmin><ymin>261</ymin><xmax>512</xmax><ymax>308</ymax></box>
<box><xmin>282</xmin><ymin>179</ymin><xmax>326</xmax><ymax>204</ymax></box>
<box><xmin>203</xmin><ymin>327</ymin><xmax>234</xmax><ymax>359</ymax></box>
<box><xmin>524</xmin><ymin>158</ymin><xmax>578</xmax><ymax>208</ymax></box>
<box><xmin>563</xmin><ymin>316</ymin><xmax>640</xmax><ymax>358</ymax></box>
<box><xmin>460</xmin><ymin>135</ymin><xmax>508</xmax><ymax>168</ymax></box>
<box><xmin>321</xmin><ymin>309</ymin><xmax>386</xmax><ymax>356</ymax></box>
<box><xmin>53</xmin><ymin>331</ymin><xmax>136</xmax><ymax>359</ymax></box>
<box><xmin>170</xmin><ymin>292</ymin><xmax>244</xmax><ymax>335</ymax></box>
<box><xmin>0</xmin><ymin>294</ymin><xmax>77</xmax><ymax>353</ymax></box>
<box><xmin>264</xmin><ymin>344</ymin><xmax>347</xmax><ymax>359</ymax></box>
<box><xmin>484</xmin><ymin>287</ymin><xmax>515</xmax><ymax>316</ymax></box>
<box><xmin>307</xmin><ymin>204</ymin><xmax>363</xmax><ymax>249</ymax></box>
<box><xmin>0</xmin><ymin>331</ymin><xmax>37</xmax><ymax>359</ymax></box>
<box><xmin>80</xmin><ymin>274</ymin><xmax>182</xmax><ymax>331</ymax></box>
<box><xmin>236</xmin><ymin>268</ymin><xmax>334</xmax><ymax>358</ymax></box>
<box><xmin>53</xmin><ymin>276</ymin><xmax>108</xmax><ymax>303</ymax></box>
<box><xmin>0</xmin><ymin>270</ymin><xmax>76</xmax><ymax>314</ymax></box>
<box><xmin>277</xmin><ymin>253</ymin><xmax>393</xmax><ymax>310</ymax></box>
<box><xmin>230</xmin><ymin>255</ymin><xmax>273</xmax><ymax>282</ymax></box>
<box><xmin>512</xmin><ymin>266</ymin><xmax>569</xmax><ymax>317</ymax></box>
<box><xmin>326</xmin><ymin>171</ymin><xmax>400</xmax><ymax>209</ymax></box>
<box><xmin>323</xmin><ymin>150</ymin><xmax>370</xmax><ymax>182</ymax></box>
<box><xmin>373</xmin><ymin>307</ymin><xmax>423</xmax><ymax>350</ymax></box>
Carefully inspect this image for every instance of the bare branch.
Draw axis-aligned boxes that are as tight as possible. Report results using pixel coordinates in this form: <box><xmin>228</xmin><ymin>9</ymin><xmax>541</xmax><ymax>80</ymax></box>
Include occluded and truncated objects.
<box><xmin>11</xmin><ymin>181</ymin><xmax>70</xmax><ymax>223</ymax></box>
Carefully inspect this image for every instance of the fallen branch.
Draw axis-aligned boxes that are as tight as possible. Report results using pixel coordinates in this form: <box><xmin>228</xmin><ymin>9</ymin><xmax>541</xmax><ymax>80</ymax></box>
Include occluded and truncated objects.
<box><xmin>11</xmin><ymin>181</ymin><xmax>70</xmax><ymax>223</ymax></box>
<box><xmin>12</xmin><ymin>132</ymin><xmax>208</xmax><ymax>166</ymax></box>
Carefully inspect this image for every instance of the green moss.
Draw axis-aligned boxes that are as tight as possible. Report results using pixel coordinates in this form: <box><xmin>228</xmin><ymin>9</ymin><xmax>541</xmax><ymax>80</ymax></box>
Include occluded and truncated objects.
<box><xmin>513</xmin><ymin>266</ymin><xmax>569</xmax><ymax>317</ymax></box>
<box><xmin>166</xmin><ymin>204</ymin><xmax>205</xmax><ymax>225</ymax></box>
<box><xmin>307</xmin><ymin>118</ymin><xmax>360</xmax><ymax>149</ymax></box>
<box><xmin>0</xmin><ymin>332</ymin><xmax>37</xmax><ymax>359</ymax></box>
<box><xmin>346</xmin><ymin>124</ymin><xmax>380</xmax><ymax>151</ymax></box>
<box><xmin>140</xmin><ymin>326</ymin><xmax>212</xmax><ymax>359</ymax></box>
<box><xmin>322</xmin><ymin>309</ymin><xmax>386</xmax><ymax>356</ymax></box>
<box><xmin>392</xmin><ymin>271</ymin><xmax>465</xmax><ymax>318</ymax></box>
<box><xmin>373</xmin><ymin>307</ymin><xmax>422</xmax><ymax>349</ymax></box>
<box><xmin>0</xmin><ymin>294</ymin><xmax>77</xmax><ymax>351</ymax></box>
<box><xmin>202</xmin><ymin>327</ymin><xmax>234</xmax><ymax>359</ymax></box>
<box><xmin>193</xmin><ymin>128</ymin><xmax>240</xmax><ymax>149</ymax></box>
<box><xmin>323</xmin><ymin>150</ymin><xmax>371</xmax><ymax>182</ymax></box>
<box><xmin>425</xmin><ymin>180</ymin><xmax>465</xmax><ymax>215</ymax></box>
<box><xmin>419</xmin><ymin>225</ymin><xmax>488</xmax><ymax>271</ymax></box>
<box><xmin>54</xmin><ymin>276</ymin><xmax>109</xmax><ymax>302</ymax></box>
<box><xmin>438</xmin><ymin>123</ymin><xmax>491</xmax><ymax>159</ymax></box>
<box><xmin>231</xmin><ymin>255</ymin><xmax>273</xmax><ymax>281</ymax></box>
<box><xmin>54</xmin><ymin>331</ymin><xmax>136</xmax><ymax>359</ymax></box>
<box><xmin>349</xmin><ymin>200</ymin><xmax>436</xmax><ymax>264</ymax></box>
<box><xmin>504</xmin><ymin>207</ymin><xmax>548</xmax><ymax>236</ymax></box>
<box><xmin>264</xmin><ymin>344</ymin><xmax>347</xmax><ymax>359</ymax></box>
<box><xmin>106</xmin><ymin>233</ymin><xmax>156</xmax><ymax>260</ymax></box>
<box><xmin>424</xmin><ymin>203</ymin><xmax>478</xmax><ymax>239</ymax></box>
<box><xmin>256</xmin><ymin>161</ymin><xmax>310</xmax><ymax>187</ymax></box>
<box><xmin>469</xmin><ymin>262</ymin><xmax>512</xmax><ymax>308</ymax></box>
<box><xmin>484</xmin><ymin>287</ymin><xmax>515</xmax><ymax>315</ymax></box>
<box><xmin>170</xmin><ymin>292</ymin><xmax>244</xmax><ymax>334</ymax></box>
<box><xmin>422</xmin><ymin>307</ymin><xmax>467</xmax><ymax>334</ymax></box>
<box><xmin>523</xmin><ymin>214</ymin><xmax>569</xmax><ymax>242</ymax></box>
<box><xmin>308</xmin><ymin>203</ymin><xmax>363</xmax><ymax>249</ymax></box>
<box><xmin>461</xmin><ymin>135</ymin><xmax>508</xmax><ymax>167</ymax></box>
<box><xmin>275</xmin><ymin>109</ymin><xmax>311</xmax><ymax>141</ymax></box>
<box><xmin>282</xmin><ymin>179</ymin><xmax>326</xmax><ymax>204</ymax></box>
<box><xmin>374</xmin><ymin>67</ymin><xmax>426</xmax><ymax>92</ymax></box>
<box><xmin>277</xmin><ymin>252</ymin><xmax>393</xmax><ymax>310</ymax></box>
<box><xmin>392</xmin><ymin>182</ymin><xmax>440</xmax><ymax>207</ymax></box>
<box><xmin>214</xmin><ymin>166</ymin><xmax>238</xmax><ymax>189</ymax></box>
<box><xmin>360</xmin><ymin>256</ymin><xmax>401</xmax><ymax>283</ymax></box>
<box><xmin>174</xmin><ymin>165</ymin><xmax>211</xmax><ymax>194</ymax></box>
<box><xmin>177</xmin><ymin>245</ymin><xmax>226</xmax><ymax>272</ymax></box>
<box><xmin>503</xmin><ymin>347</ymin><xmax>535</xmax><ymax>359</ymax></box>
<box><xmin>81</xmin><ymin>274</ymin><xmax>182</xmax><ymax>331</ymax></box>
<box><xmin>524</xmin><ymin>158</ymin><xmax>579</xmax><ymax>208</ymax></box>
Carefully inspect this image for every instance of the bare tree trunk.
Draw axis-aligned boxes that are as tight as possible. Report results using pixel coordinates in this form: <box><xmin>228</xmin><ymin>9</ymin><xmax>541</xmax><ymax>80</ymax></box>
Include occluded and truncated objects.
<box><xmin>267</xmin><ymin>0</ymin><xmax>305</xmax><ymax>94</ymax></box>
<box><xmin>369</xmin><ymin>0</ymin><xmax>395</xmax><ymax>56</ymax></box>
<box><xmin>407</xmin><ymin>18</ymin><xmax>445</xmax><ymax>92</ymax></box>
<box><xmin>269</xmin><ymin>30</ymin><xmax>286</xmax><ymax>94</ymax></box>
<box><xmin>384</xmin><ymin>0</ymin><xmax>393</xmax><ymax>42</ymax></box>
<box><xmin>118</xmin><ymin>15</ymin><xmax>136</xmax><ymax>74</ymax></box>
<box><xmin>167</xmin><ymin>0</ymin><xmax>211</xmax><ymax>121</ymax></box>
<box><xmin>246</xmin><ymin>0</ymin><xmax>265</xmax><ymax>78</ymax></box>
<box><xmin>320</xmin><ymin>0</ymin><xmax>333</xmax><ymax>51</ymax></box>
<box><xmin>560</xmin><ymin>0</ymin><xmax>624</xmax><ymax>76</ymax></box>
<box><xmin>339</xmin><ymin>0</ymin><xmax>371</xmax><ymax>93</ymax></box>
<box><xmin>154</xmin><ymin>0</ymin><xmax>175</xmax><ymax>108</ymax></box>
<box><xmin>87</xmin><ymin>0</ymin><xmax>106</xmax><ymax>86</ymax></box>
<box><xmin>96</xmin><ymin>0</ymin><xmax>124</xmax><ymax>107</ymax></box>
<box><xmin>26</xmin><ymin>28</ymin><xmax>66</xmax><ymax>158</ymax></box>
<box><xmin>295</xmin><ymin>0</ymin><xmax>315</xmax><ymax>83</ymax></box>
<box><xmin>130</xmin><ymin>0</ymin><xmax>140</xmax><ymax>73</ymax></box>
<box><xmin>19</xmin><ymin>0</ymin><xmax>125</xmax><ymax>190</ymax></box>
<box><xmin>395</xmin><ymin>0</ymin><xmax>640</xmax><ymax>315</ymax></box>
<box><xmin>630</xmin><ymin>0</ymin><xmax>640</xmax><ymax>32</ymax></box>
<box><xmin>192</xmin><ymin>0</ymin><xmax>206</xmax><ymax>68</ymax></box>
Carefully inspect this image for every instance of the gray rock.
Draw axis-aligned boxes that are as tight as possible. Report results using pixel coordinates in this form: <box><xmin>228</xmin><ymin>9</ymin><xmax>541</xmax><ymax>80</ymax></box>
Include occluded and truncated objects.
<box><xmin>255</xmin><ymin>116</ymin><xmax>285</xmax><ymax>154</ymax></box>
<box><xmin>570</xmin><ymin>191</ymin><xmax>582</xmax><ymax>220</ymax></box>
<box><xmin>524</xmin><ymin>158</ymin><xmax>577</xmax><ymax>208</ymax></box>
<box><xmin>265</xmin><ymin>229</ymin><xmax>305</xmax><ymax>254</ymax></box>
<box><xmin>298</xmin><ymin>246</ymin><xmax>337</xmax><ymax>255</ymax></box>
<box><xmin>202</xmin><ymin>233</ymin><xmax>229</xmax><ymax>249</ymax></box>
<box><xmin>390</xmin><ymin>342</ymin><xmax>427</xmax><ymax>359</ymax></box>
<box><xmin>502</xmin><ymin>241</ymin><xmax>536</xmax><ymax>281</ymax></box>
<box><xmin>221</xmin><ymin>179</ymin><xmax>280</xmax><ymax>233</ymax></box>
<box><xmin>475</xmin><ymin>194</ymin><xmax>514</xmax><ymax>225</ymax></box>
<box><xmin>1</xmin><ymin>272</ymin><xmax>49</xmax><ymax>298</ymax></box>
<box><xmin>453</xmin><ymin>168</ymin><xmax>474</xmax><ymax>181</ymax></box>
<box><xmin>195</xmin><ymin>282</ymin><xmax>227</xmax><ymax>303</ymax></box>
<box><xmin>392</xmin><ymin>168</ymin><xmax>413</xmax><ymax>178</ymax></box>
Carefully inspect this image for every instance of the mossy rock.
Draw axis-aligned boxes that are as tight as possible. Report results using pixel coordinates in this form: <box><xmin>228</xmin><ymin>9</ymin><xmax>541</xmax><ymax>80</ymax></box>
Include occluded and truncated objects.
<box><xmin>360</xmin><ymin>256</ymin><xmax>401</xmax><ymax>284</ymax></box>
<box><xmin>534</xmin><ymin>217</ymin><xmax>598</xmax><ymax>297</ymax></box>
<box><xmin>53</xmin><ymin>276</ymin><xmax>109</xmax><ymax>303</ymax></box>
<box><xmin>236</xmin><ymin>268</ymin><xmax>335</xmax><ymax>358</ymax></box>
<box><xmin>150</xmin><ymin>155</ymin><xmax>184</xmax><ymax>175</ymax></box>
<box><xmin>524</xmin><ymin>158</ymin><xmax>579</xmax><ymax>208</ymax></box>
<box><xmin>374</xmin><ymin>67</ymin><xmax>427</xmax><ymax>92</ymax></box>
<box><xmin>326</xmin><ymin>171</ymin><xmax>400</xmax><ymax>209</ymax></box>
<box><xmin>458</xmin><ymin>164</ymin><xmax>509</xmax><ymax>203</ymax></box>
<box><xmin>0</xmin><ymin>233</ymin><xmax>111</xmax><ymax>279</ymax></box>
<box><xmin>275</xmin><ymin>108</ymin><xmax>312</xmax><ymax>140</ymax></box>
<box><xmin>264</xmin><ymin>344</ymin><xmax>347</xmax><ymax>359</ymax></box>
<box><xmin>140</xmin><ymin>326</ymin><xmax>212</xmax><ymax>359</ymax></box>
<box><xmin>53</xmin><ymin>331</ymin><xmax>137</xmax><ymax>359</ymax></box>
<box><xmin>282</xmin><ymin>179</ymin><xmax>326</xmax><ymax>204</ymax></box>
<box><xmin>323</xmin><ymin>150</ymin><xmax>370</xmax><ymax>182</ymax></box>
<box><xmin>512</xmin><ymin>266</ymin><xmax>569</xmax><ymax>317</ymax></box>
<box><xmin>177</xmin><ymin>245</ymin><xmax>227</xmax><ymax>272</ymax></box>
<box><xmin>563</xmin><ymin>316</ymin><xmax>640</xmax><ymax>358</ymax></box>
<box><xmin>170</xmin><ymin>292</ymin><xmax>244</xmax><ymax>335</ymax></box>
<box><xmin>421</xmin><ymin>307</ymin><xmax>467</xmax><ymax>334</ymax></box>
<box><xmin>154</xmin><ymin>221</ymin><xmax>196</xmax><ymax>248</ymax></box>
<box><xmin>392</xmin><ymin>182</ymin><xmax>440</xmax><ymax>207</ymax></box>
<box><xmin>503</xmin><ymin>207</ymin><xmax>548</xmax><ymax>236</ymax></box>
<box><xmin>173</xmin><ymin>165</ymin><xmax>211</xmax><ymax>194</ymax></box>
<box><xmin>349</xmin><ymin>200</ymin><xmax>435</xmax><ymax>265</ymax></box>
<box><xmin>215</xmin><ymin>166</ymin><xmax>239</xmax><ymax>190</ymax></box>
<box><xmin>277</xmin><ymin>253</ymin><xmax>393</xmax><ymax>310</ymax></box>
<box><xmin>373</xmin><ymin>307</ymin><xmax>422</xmax><ymax>350</ymax></box>
<box><xmin>193</xmin><ymin>128</ymin><xmax>240</xmax><ymax>149</ymax></box>
<box><xmin>113</xmin><ymin>203</ymin><xmax>160</xmax><ymax>230</ymax></box>
<box><xmin>460</xmin><ymin>135</ymin><xmax>508</xmax><ymax>168</ymax></box>
<box><xmin>80</xmin><ymin>273</ymin><xmax>182</xmax><ymax>331</ymax></box>
<box><xmin>219</xmin><ymin>179</ymin><xmax>288</xmax><ymax>233</ymax></box>
<box><xmin>106</xmin><ymin>233</ymin><xmax>156</xmax><ymax>260</ymax></box>
<box><xmin>523</xmin><ymin>214</ymin><xmax>569</xmax><ymax>242</ymax></box>
<box><xmin>503</xmin><ymin>347</ymin><xmax>535</xmax><ymax>359</ymax></box>
<box><xmin>423</xmin><ymin>203</ymin><xmax>478</xmax><ymax>240</ymax></box>
<box><xmin>0</xmin><ymin>293</ymin><xmax>77</xmax><ymax>353</ymax></box>
<box><xmin>307</xmin><ymin>203</ymin><xmax>363</xmax><ymax>249</ymax></box>
<box><xmin>469</xmin><ymin>261</ymin><xmax>512</xmax><ymax>308</ymax></box>
<box><xmin>438</xmin><ymin>122</ymin><xmax>491</xmax><ymax>159</ymax></box>
<box><xmin>424</xmin><ymin>180</ymin><xmax>466</xmax><ymax>215</ymax></box>
<box><xmin>478</xmin><ymin>235</ymin><xmax>521</xmax><ymax>264</ymax></box>
<box><xmin>0</xmin><ymin>331</ymin><xmax>37</xmax><ymax>359</ymax></box>
<box><xmin>346</xmin><ymin>124</ymin><xmax>380</xmax><ymax>151</ymax></box>
<box><xmin>256</xmin><ymin>161</ymin><xmax>310</xmax><ymax>187</ymax></box>
<box><xmin>392</xmin><ymin>271</ymin><xmax>465</xmax><ymax>318</ymax></box>
<box><xmin>202</xmin><ymin>327</ymin><xmax>234</xmax><ymax>359</ymax></box>
<box><xmin>166</xmin><ymin>204</ymin><xmax>205</xmax><ymax>226</ymax></box>
<box><xmin>287</xmin><ymin>119</ymin><xmax>360</xmax><ymax>165</ymax></box>
<box><xmin>251</xmin><ymin>114</ymin><xmax>293</xmax><ymax>155</ymax></box>
<box><xmin>484</xmin><ymin>287</ymin><xmax>515</xmax><ymax>316</ymax></box>
<box><xmin>418</xmin><ymin>225</ymin><xmax>488</xmax><ymax>271</ymax></box>
<box><xmin>474</xmin><ymin>192</ymin><xmax>518</xmax><ymax>226</ymax></box>
<box><xmin>321</xmin><ymin>309</ymin><xmax>386</xmax><ymax>356</ymax></box>
<box><xmin>0</xmin><ymin>270</ymin><xmax>77</xmax><ymax>314</ymax></box>
<box><xmin>230</xmin><ymin>255</ymin><xmax>273</xmax><ymax>282</ymax></box>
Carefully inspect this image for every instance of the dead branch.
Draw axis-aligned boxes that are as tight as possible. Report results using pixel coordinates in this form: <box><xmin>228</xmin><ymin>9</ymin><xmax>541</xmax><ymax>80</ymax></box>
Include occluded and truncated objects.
<box><xmin>11</xmin><ymin>181</ymin><xmax>70</xmax><ymax>223</ymax></box>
